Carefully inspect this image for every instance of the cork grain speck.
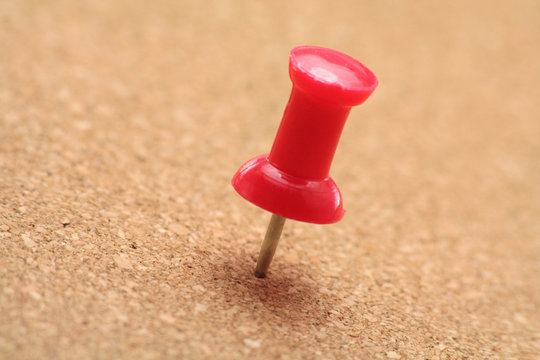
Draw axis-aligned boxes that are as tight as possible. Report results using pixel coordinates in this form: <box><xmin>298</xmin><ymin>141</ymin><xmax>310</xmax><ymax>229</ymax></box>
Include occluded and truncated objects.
<box><xmin>1</xmin><ymin>0</ymin><xmax>539</xmax><ymax>359</ymax></box>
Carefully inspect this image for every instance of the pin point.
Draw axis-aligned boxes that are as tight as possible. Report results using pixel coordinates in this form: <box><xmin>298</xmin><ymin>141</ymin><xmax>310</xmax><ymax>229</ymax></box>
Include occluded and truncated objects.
<box><xmin>232</xmin><ymin>46</ymin><xmax>378</xmax><ymax>278</ymax></box>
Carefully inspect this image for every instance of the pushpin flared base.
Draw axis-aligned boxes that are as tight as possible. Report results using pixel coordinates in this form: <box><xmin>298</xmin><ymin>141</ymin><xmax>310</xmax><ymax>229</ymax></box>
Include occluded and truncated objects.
<box><xmin>232</xmin><ymin>155</ymin><xmax>345</xmax><ymax>224</ymax></box>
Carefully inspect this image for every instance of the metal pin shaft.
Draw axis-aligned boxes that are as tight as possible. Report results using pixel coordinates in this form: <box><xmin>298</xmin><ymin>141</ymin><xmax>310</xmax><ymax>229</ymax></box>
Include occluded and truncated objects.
<box><xmin>254</xmin><ymin>213</ymin><xmax>286</xmax><ymax>278</ymax></box>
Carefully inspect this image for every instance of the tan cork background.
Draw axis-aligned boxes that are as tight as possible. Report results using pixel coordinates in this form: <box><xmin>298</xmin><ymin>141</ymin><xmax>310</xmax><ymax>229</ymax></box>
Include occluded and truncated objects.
<box><xmin>1</xmin><ymin>0</ymin><xmax>539</xmax><ymax>359</ymax></box>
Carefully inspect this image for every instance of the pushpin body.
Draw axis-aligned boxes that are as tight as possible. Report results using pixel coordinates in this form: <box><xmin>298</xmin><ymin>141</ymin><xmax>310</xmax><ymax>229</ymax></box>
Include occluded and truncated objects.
<box><xmin>233</xmin><ymin>46</ymin><xmax>378</xmax><ymax>277</ymax></box>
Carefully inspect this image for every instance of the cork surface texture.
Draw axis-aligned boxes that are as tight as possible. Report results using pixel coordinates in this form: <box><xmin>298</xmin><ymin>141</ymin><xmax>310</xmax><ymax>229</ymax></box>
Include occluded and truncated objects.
<box><xmin>1</xmin><ymin>1</ymin><xmax>539</xmax><ymax>359</ymax></box>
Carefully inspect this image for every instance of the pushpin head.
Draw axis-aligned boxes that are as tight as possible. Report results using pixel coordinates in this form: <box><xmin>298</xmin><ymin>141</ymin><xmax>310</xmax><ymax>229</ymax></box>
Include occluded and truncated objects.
<box><xmin>233</xmin><ymin>46</ymin><xmax>377</xmax><ymax>224</ymax></box>
<box><xmin>289</xmin><ymin>46</ymin><xmax>378</xmax><ymax>107</ymax></box>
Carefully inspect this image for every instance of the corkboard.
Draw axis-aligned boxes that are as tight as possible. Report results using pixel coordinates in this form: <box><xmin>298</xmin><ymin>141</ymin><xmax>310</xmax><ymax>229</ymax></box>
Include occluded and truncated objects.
<box><xmin>1</xmin><ymin>1</ymin><xmax>539</xmax><ymax>359</ymax></box>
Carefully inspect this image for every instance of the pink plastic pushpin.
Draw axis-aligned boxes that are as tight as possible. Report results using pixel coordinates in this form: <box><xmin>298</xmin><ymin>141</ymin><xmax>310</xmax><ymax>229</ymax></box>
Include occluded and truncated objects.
<box><xmin>232</xmin><ymin>46</ymin><xmax>378</xmax><ymax>277</ymax></box>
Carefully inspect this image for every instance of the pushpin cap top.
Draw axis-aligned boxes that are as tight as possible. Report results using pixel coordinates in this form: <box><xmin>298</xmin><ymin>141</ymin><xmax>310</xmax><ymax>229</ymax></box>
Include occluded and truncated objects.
<box><xmin>232</xmin><ymin>46</ymin><xmax>377</xmax><ymax>224</ymax></box>
<box><xmin>289</xmin><ymin>46</ymin><xmax>378</xmax><ymax>107</ymax></box>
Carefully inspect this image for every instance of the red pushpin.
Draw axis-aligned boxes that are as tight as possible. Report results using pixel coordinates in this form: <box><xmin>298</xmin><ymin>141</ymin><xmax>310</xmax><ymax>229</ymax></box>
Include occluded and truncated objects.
<box><xmin>233</xmin><ymin>45</ymin><xmax>378</xmax><ymax>278</ymax></box>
